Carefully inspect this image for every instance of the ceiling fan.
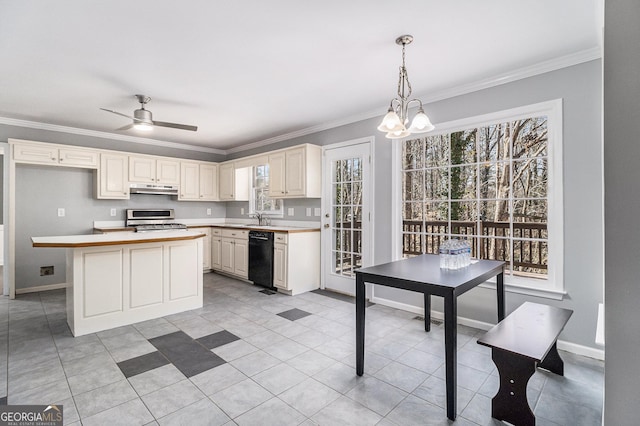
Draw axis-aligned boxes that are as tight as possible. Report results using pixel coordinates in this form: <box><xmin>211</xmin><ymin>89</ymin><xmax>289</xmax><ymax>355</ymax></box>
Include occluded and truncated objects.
<box><xmin>100</xmin><ymin>94</ymin><xmax>198</xmax><ymax>132</ymax></box>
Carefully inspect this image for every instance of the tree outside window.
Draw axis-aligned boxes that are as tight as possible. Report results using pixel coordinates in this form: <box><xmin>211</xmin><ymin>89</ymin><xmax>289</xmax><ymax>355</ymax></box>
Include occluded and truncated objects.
<box><xmin>250</xmin><ymin>164</ymin><xmax>283</xmax><ymax>216</ymax></box>
<box><xmin>401</xmin><ymin>116</ymin><xmax>549</xmax><ymax>280</ymax></box>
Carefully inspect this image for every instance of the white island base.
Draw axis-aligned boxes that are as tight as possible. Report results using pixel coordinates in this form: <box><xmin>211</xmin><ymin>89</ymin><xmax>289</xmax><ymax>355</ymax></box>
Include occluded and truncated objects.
<box><xmin>33</xmin><ymin>231</ymin><xmax>204</xmax><ymax>337</ymax></box>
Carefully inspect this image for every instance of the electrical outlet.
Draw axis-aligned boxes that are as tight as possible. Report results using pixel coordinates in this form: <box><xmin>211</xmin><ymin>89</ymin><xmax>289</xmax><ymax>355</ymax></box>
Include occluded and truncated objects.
<box><xmin>110</xmin><ymin>208</ymin><xmax>117</xmax><ymax>217</ymax></box>
<box><xmin>314</xmin><ymin>208</ymin><xmax>321</xmax><ymax>216</ymax></box>
<box><xmin>57</xmin><ymin>208</ymin><xmax>65</xmax><ymax>217</ymax></box>
<box><xmin>40</xmin><ymin>266</ymin><xmax>54</xmax><ymax>276</ymax></box>
<box><xmin>306</xmin><ymin>208</ymin><xmax>312</xmax><ymax>217</ymax></box>
<box><xmin>287</xmin><ymin>207</ymin><xmax>294</xmax><ymax>216</ymax></box>
<box><xmin>206</xmin><ymin>208</ymin><xmax>212</xmax><ymax>216</ymax></box>
<box><xmin>241</xmin><ymin>207</ymin><xmax>245</xmax><ymax>215</ymax></box>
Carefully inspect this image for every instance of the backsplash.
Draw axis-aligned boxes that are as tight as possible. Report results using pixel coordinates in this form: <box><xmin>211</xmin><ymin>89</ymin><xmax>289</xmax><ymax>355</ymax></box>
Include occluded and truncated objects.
<box><xmin>225</xmin><ymin>198</ymin><xmax>321</xmax><ymax>222</ymax></box>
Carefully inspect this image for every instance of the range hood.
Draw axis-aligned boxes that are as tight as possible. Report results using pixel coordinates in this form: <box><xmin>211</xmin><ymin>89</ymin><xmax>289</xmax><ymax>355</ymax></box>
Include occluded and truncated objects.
<box><xmin>129</xmin><ymin>183</ymin><xmax>179</xmax><ymax>196</ymax></box>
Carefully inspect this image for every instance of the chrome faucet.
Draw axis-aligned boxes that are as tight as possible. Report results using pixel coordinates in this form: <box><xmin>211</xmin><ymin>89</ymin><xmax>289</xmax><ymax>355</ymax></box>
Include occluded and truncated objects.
<box><xmin>252</xmin><ymin>212</ymin><xmax>266</xmax><ymax>226</ymax></box>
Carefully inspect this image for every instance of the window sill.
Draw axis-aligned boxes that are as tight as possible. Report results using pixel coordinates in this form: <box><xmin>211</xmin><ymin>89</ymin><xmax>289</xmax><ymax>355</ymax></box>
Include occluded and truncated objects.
<box><xmin>479</xmin><ymin>279</ymin><xmax>566</xmax><ymax>300</ymax></box>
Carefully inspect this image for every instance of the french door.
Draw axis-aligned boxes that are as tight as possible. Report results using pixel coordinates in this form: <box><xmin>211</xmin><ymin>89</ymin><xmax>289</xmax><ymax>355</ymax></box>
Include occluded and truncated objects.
<box><xmin>322</xmin><ymin>140</ymin><xmax>372</xmax><ymax>296</ymax></box>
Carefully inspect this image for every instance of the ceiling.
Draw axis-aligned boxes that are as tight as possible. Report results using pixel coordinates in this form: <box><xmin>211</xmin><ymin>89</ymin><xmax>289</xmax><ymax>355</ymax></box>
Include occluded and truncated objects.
<box><xmin>0</xmin><ymin>1</ymin><xmax>602</xmax><ymax>152</ymax></box>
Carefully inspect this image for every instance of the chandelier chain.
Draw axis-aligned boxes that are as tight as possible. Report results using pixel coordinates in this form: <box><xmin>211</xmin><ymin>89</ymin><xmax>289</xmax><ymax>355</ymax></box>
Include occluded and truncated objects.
<box><xmin>397</xmin><ymin>43</ymin><xmax>412</xmax><ymax>102</ymax></box>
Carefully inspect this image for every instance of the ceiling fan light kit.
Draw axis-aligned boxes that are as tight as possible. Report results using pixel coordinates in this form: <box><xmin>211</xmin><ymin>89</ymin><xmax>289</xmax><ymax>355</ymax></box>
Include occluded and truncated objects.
<box><xmin>377</xmin><ymin>35</ymin><xmax>434</xmax><ymax>139</ymax></box>
<box><xmin>100</xmin><ymin>94</ymin><xmax>198</xmax><ymax>132</ymax></box>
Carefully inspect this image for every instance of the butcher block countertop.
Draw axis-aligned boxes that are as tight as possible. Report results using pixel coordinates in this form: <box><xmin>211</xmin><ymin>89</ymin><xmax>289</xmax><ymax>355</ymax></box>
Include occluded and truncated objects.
<box><xmin>32</xmin><ymin>230</ymin><xmax>206</xmax><ymax>248</ymax></box>
<box><xmin>94</xmin><ymin>223</ymin><xmax>321</xmax><ymax>234</ymax></box>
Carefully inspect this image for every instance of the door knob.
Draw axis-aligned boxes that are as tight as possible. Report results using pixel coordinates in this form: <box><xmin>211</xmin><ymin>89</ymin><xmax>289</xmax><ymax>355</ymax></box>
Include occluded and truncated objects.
<box><xmin>324</xmin><ymin>224</ymin><xmax>330</xmax><ymax>228</ymax></box>
<box><xmin>325</xmin><ymin>213</ymin><xmax>329</xmax><ymax>218</ymax></box>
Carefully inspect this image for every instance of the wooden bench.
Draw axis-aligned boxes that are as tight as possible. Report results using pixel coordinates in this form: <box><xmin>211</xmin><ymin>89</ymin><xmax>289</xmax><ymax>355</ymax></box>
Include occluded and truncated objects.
<box><xmin>477</xmin><ymin>302</ymin><xmax>573</xmax><ymax>426</ymax></box>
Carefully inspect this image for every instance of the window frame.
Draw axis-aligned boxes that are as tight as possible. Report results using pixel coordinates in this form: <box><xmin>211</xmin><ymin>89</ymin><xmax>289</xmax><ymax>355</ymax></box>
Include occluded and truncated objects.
<box><xmin>391</xmin><ymin>99</ymin><xmax>564</xmax><ymax>299</ymax></box>
<box><xmin>248</xmin><ymin>164</ymin><xmax>284</xmax><ymax>217</ymax></box>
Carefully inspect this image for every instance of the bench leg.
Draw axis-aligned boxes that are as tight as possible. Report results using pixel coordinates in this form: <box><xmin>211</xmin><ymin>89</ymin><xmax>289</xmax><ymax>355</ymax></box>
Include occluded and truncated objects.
<box><xmin>539</xmin><ymin>342</ymin><xmax>564</xmax><ymax>376</ymax></box>
<box><xmin>491</xmin><ymin>349</ymin><xmax>536</xmax><ymax>426</ymax></box>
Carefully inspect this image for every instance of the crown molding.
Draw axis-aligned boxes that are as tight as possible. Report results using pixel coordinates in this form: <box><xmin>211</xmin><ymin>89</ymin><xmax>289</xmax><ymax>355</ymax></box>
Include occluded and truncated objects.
<box><xmin>227</xmin><ymin>46</ymin><xmax>602</xmax><ymax>155</ymax></box>
<box><xmin>419</xmin><ymin>46</ymin><xmax>603</xmax><ymax>105</ymax></box>
<box><xmin>0</xmin><ymin>116</ymin><xmax>226</xmax><ymax>155</ymax></box>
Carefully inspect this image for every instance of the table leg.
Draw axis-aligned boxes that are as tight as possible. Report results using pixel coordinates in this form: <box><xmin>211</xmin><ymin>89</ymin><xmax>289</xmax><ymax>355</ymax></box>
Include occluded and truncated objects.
<box><xmin>496</xmin><ymin>272</ymin><xmax>505</xmax><ymax>321</ymax></box>
<box><xmin>424</xmin><ymin>293</ymin><xmax>431</xmax><ymax>332</ymax></box>
<box><xmin>356</xmin><ymin>274</ymin><xmax>366</xmax><ymax>376</ymax></box>
<box><xmin>444</xmin><ymin>292</ymin><xmax>457</xmax><ymax>420</ymax></box>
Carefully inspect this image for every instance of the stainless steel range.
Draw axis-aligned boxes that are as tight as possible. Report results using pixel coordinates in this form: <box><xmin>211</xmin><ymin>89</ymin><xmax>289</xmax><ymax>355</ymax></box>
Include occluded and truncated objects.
<box><xmin>125</xmin><ymin>209</ymin><xmax>188</xmax><ymax>232</ymax></box>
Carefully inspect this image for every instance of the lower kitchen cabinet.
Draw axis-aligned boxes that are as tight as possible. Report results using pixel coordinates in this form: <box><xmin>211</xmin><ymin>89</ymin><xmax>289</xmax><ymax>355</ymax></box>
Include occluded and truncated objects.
<box><xmin>197</xmin><ymin>227</ymin><xmax>212</xmax><ymax>271</ymax></box>
<box><xmin>211</xmin><ymin>228</ymin><xmax>222</xmax><ymax>270</ymax></box>
<box><xmin>272</xmin><ymin>231</ymin><xmax>320</xmax><ymax>295</ymax></box>
<box><xmin>215</xmin><ymin>228</ymin><xmax>248</xmax><ymax>279</ymax></box>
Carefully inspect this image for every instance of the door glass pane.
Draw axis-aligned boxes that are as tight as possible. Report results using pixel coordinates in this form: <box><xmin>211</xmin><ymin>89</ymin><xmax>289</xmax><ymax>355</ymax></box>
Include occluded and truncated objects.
<box><xmin>331</xmin><ymin>156</ymin><xmax>365</xmax><ymax>278</ymax></box>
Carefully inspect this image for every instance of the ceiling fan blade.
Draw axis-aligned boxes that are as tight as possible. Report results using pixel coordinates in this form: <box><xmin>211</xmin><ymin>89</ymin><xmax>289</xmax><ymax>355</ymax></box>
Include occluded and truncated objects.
<box><xmin>100</xmin><ymin>108</ymin><xmax>136</xmax><ymax>121</ymax></box>
<box><xmin>152</xmin><ymin>120</ymin><xmax>198</xmax><ymax>132</ymax></box>
<box><xmin>116</xmin><ymin>124</ymin><xmax>134</xmax><ymax>131</ymax></box>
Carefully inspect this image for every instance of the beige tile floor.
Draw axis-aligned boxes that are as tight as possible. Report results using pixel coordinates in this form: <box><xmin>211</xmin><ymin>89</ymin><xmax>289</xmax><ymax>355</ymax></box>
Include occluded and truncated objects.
<box><xmin>0</xmin><ymin>272</ymin><xmax>604</xmax><ymax>425</ymax></box>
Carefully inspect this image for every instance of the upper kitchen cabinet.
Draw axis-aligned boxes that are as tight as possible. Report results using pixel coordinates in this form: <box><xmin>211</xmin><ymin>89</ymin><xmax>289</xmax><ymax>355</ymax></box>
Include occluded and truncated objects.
<box><xmin>11</xmin><ymin>139</ymin><xmax>99</xmax><ymax>169</ymax></box>
<box><xmin>129</xmin><ymin>156</ymin><xmax>180</xmax><ymax>185</ymax></box>
<box><xmin>268</xmin><ymin>144</ymin><xmax>321</xmax><ymax>198</ymax></box>
<box><xmin>218</xmin><ymin>162</ymin><xmax>249</xmax><ymax>201</ymax></box>
<box><xmin>179</xmin><ymin>161</ymin><xmax>219</xmax><ymax>201</ymax></box>
<box><xmin>199</xmin><ymin>163</ymin><xmax>218</xmax><ymax>200</ymax></box>
<box><xmin>96</xmin><ymin>152</ymin><xmax>129</xmax><ymax>199</ymax></box>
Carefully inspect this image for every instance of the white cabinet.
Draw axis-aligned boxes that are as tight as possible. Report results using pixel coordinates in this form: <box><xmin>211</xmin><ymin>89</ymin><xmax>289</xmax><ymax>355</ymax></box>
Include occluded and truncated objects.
<box><xmin>218</xmin><ymin>163</ymin><xmax>249</xmax><ymax>201</ymax></box>
<box><xmin>97</xmin><ymin>153</ymin><xmax>129</xmax><ymax>199</ymax></box>
<box><xmin>59</xmin><ymin>148</ymin><xmax>100</xmax><ymax>168</ymax></box>
<box><xmin>129</xmin><ymin>156</ymin><xmax>180</xmax><ymax>185</ymax></box>
<box><xmin>273</xmin><ymin>239</ymin><xmax>288</xmax><ymax>289</ymax></box>
<box><xmin>218</xmin><ymin>163</ymin><xmax>235</xmax><ymax>200</ymax></box>
<box><xmin>272</xmin><ymin>231</ymin><xmax>320</xmax><ymax>295</ymax></box>
<box><xmin>66</xmin><ymin>238</ymin><xmax>203</xmax><ymax>337</ymax></box>
<box><xmin>214</xmin><ymin>228</ymin><xmax>249</xmax><ymax>279</ymax></box>
<box><xmin>268</xmin><ymin>144</ymin><xmax>321</xmax><ymax>198</ymax></box>
<box><xmin>233</xmin><ymin>238</ymin><xmax>248</xmax><ymax>277</ymax></box>
<box><xmin>198</xmin><ymin>227</ymin><xmax>212</xmax><ymax>270</ymax></box>
<box><xmin>180</xmin><ymin>162</ymin><xmax>200</xmax><ymax>200</ymax></box>
<box><xmin>199</xmin><ymin>163</ymin><xmax>219</xmax><ymax>200</ymax></box>
<box><xmin>211</xmin><ymin>228</ymin><xmax>222</xmax><ymax>270</ymax></box>
<box><xmin>13</xmin><ymin>141</ymin><xmax>99</xmax><ymax>169</ymax></box>
<box><xmin>157</xmin><ymin>159</ymin><xmax>181</xmax><ymax>185</ymax></box>
<box><xmin>180</xmin><ymin>161</ymin><xmax>218</xmax><ymax>201</ymax></box>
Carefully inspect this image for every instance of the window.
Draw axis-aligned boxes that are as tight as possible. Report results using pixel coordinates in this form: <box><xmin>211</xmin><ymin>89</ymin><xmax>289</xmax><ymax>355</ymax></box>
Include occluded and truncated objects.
<box><xmin>249</xmin><ymin>164</ymin><xmax>283</xmax><ymax>216</ymax></box>
<box><xmin>397</xmin><ymin>101</ymin><xmax>563</xmax><ymax>294</ymax></box>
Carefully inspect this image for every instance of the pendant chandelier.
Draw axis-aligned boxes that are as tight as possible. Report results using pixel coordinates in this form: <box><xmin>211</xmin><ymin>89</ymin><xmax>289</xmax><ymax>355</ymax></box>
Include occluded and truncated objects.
<box><xmin>377</xmin><ymin>35</ymin><xmax>434</xmax><ymax>139</ymax></box>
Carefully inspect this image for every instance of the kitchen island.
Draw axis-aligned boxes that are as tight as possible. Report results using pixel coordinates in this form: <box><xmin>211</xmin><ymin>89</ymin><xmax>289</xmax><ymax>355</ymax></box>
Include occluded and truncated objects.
<box><xmin>32</xmin><ymin>230</ymin><xmax>205</xmax><ymax>337</ymax></box>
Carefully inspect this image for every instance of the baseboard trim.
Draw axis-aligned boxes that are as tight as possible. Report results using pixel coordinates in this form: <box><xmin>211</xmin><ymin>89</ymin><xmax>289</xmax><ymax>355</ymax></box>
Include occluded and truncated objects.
<box><xmin>16</xmin><ymin>283</ymin><xmax>68</xmax><ymax>294</ymax></box>
<box><xmin>370</xmin><ymin>295</ymin><xmax>605</xmax><ymax>361</ymax></box>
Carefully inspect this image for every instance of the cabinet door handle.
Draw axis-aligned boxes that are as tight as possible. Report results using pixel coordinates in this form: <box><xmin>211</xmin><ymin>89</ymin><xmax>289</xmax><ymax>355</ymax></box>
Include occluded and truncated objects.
<box><xmin>59</xmin><ymin>158</ymin><xmax>63</xmax><ymax>161</ymax></box>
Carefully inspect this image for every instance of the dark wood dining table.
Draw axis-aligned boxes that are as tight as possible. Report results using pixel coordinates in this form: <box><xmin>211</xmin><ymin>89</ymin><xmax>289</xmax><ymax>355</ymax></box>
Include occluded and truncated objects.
<box><xmin>355</xmin><ymin>254</ymin><xmax>505</xmax><ymax>421</ymax></box>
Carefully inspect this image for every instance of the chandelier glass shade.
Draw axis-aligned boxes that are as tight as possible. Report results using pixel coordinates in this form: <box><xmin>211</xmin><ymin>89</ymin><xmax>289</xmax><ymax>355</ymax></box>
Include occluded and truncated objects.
<box><xmin>377</xmin><ymin>35</ymin><xmax>434</xmax><ymax>139</ymax></box>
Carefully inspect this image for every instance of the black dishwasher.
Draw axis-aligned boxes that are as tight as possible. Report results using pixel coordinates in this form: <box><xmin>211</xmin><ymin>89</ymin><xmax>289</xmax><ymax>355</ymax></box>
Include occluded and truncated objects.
<box><xmin>248</xmin><ymin>230</ymin><xmax>275</xmax><ymax>289</ymax></box>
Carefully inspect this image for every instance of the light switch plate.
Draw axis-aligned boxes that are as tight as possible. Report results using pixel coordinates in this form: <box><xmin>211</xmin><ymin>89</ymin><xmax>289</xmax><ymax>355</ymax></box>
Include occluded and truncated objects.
<box><xmin>110</xmin><ymin>208</ymin><xmax>117</xmax><ymax>217</ymax></box>
<box><xmin>206</xmin><ymin>208</ymin><xmax>212</xmax><ymax>216</ymax></box>
<box><xmin>288</xmin><ymin>207</ymin><xmax>294</xmax><ymax>216</ymax></box>
<box><xmin>314</xmin><ymin>208</ymin><xmax>321</xmax><ymax>216</ymax></box>
<box><xmin>57</xmin><ymin>208</ymin><xmax>65</xmax><ymax>217</ymax></box>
